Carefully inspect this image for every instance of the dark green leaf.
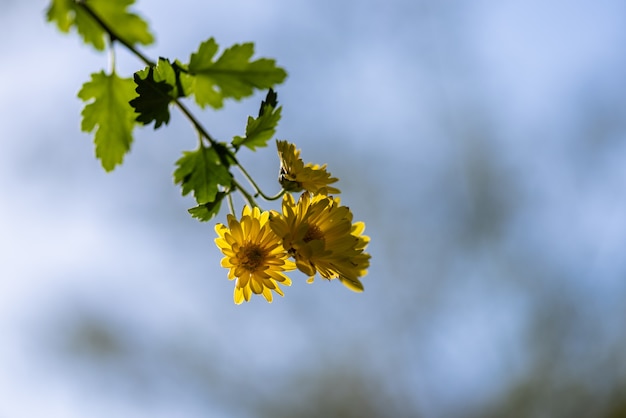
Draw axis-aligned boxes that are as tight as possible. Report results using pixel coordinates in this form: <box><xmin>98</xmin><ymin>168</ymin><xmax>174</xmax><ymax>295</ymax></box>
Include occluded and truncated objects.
<box><xmin>185</xmin><ymin>38</ymin><xmax>287</xmax><ymax>109</ymax></box>
<box><xmin>46</xmin><ymin>0</ymin><xmax>154</xmax><ymax>51</ymax></box>
<box><xmin>174</xmin><ymin>147</ymin><xmax>232</xmax><ymax>205</ymax></box>
<box><xmin>130</xmin><ymin>64</ymin><xmax>173</xmax><ymax>128</ymax></box>
<box><xmin>77</xmin><ymin>71</ymin><xmax>137</xmax><ymax>171</ymax></box>
<box><xmin>188</xmin><ymin>192</ymin><xmax>226</xmax><ymax>222</ymax></box>
<box><xmin>129</xmin><ymin>58</ymin><xmax>192</xmax><ymax>128</ymax></box>
<box><xmin>258</xmin><ymin>88</ymin><xmax>278</xmax><ymax>116</ymax></box>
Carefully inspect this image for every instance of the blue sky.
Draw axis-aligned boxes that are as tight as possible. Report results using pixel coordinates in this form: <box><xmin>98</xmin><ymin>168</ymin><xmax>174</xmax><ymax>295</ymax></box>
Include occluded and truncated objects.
<box><xmin>1</xmin><ymin>1</ymin><xmax>626</xmax><ymax>417</ymax></box>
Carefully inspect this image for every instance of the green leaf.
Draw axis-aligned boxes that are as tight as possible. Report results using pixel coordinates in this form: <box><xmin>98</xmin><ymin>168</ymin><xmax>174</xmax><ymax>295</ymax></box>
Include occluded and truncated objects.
<box><xmin>186</xmin><ymin>38</ymin><xmax>287</xmax><ymax>109</ymax></box>
<box><xmin>258</xmin><ymin>88</ymin><xmax>278</xmax><ymax>116</ymax></box>
<box><xmin>171</xmin><ymin>60</ymin><xmax>193</xmax><ymax>99</ymax></box>
<box><xmin>46</xmin><ymin>0</ymin><xmax>75</xmax><ymax>32</ymax></box>
<box><xmin>232</xmin><ymin>90</ymin><xmax>282</xmax><ymax>151</ymax></box>
<box><xmin>46</xmin><ymin>0</ymin><xmax>154</xmax><ymax>51</ymax></box>
<box><xmin>174</xmin><ymin>147</ymin><xmax>232</xmax><ymax>205</ymax></box>
<box><xmin>78</xmin><ymin>71</ymin><xmax>137</xmax><ymax>172</ymax></box>
<box><xmin>188</xmin><ymin>192</ymin><xmax>226</xmax><ymax>222</ymax></box>
<box><xmin>129</xmin><ymin>59</ymin><xmax>192</xmax><ymax>128</ymax></box>
<box><xmin>130</xmin><ymin>64</ymin><xmax>173</xmax><ymax>129</ymax></box>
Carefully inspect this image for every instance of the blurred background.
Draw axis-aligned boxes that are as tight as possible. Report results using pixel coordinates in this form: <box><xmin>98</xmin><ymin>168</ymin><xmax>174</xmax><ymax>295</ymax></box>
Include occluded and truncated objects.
<box><xmin>1</xmin><ymin>0</ymin><xmax>626</xmax><ymax>416</ymax></box>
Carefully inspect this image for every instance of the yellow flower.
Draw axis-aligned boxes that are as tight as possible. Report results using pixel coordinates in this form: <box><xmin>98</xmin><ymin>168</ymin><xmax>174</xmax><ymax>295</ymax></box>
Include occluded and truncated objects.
<box><xmin>269</xmin><ymin>193</ymin><xmax>370</xmax><ymax>292</ymax></box>
<box><xmin>215</xmin><ymin>206</ymin><xmax>295</xmax><ymax>304</ymax></box>
<box><xmin>276</xmin><ymin>140</ymin><xmax>340</xmax><ymax>195</ymax></box>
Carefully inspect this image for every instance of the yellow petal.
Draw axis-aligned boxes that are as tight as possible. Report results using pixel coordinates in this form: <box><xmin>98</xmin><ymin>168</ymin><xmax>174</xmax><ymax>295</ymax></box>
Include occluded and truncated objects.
<box><xmin>339</xmin><ymin>276</ymin><xmax>364</xmax><ymax>293</ymax></box>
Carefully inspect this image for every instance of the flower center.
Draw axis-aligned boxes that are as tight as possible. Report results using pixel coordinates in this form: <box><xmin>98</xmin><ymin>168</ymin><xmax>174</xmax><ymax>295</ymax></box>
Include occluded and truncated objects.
<box><xmin>239</xmin><ymin>243</ymin><xmax>267</xmax><ymax>272</ymax></box>
<box><xmin>303</xmin><ymin>224</ymin><xmax>324</xmax><ymax>243</ymax></box>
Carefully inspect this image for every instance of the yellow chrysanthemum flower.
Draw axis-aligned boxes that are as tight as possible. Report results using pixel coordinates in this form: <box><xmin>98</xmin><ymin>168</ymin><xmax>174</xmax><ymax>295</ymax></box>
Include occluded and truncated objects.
<box><xmin>269</xmin><ymin>193</ymin><xmax>370</xmax><ymax>292</ymax></box>
<box><xmin>215</xmin><ymin>206</ymin><xmax>295</xmax><ymax>304</ymax></box>
<box><xmin>276</xmin><ymin>140</ymin><xmax>340</xmax><ymax>195</ymax></box>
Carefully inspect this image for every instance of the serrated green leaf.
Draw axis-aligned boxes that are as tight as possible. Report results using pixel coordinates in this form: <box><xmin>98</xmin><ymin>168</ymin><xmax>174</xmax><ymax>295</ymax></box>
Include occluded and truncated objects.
<box><xmin>46</xmin><ymin>0</ymin><xmax>74</xmax><ymax>32</ymax></box>
<box><xmin>232</xmin><ymin>89</ymin><xmax>282</xmax><ymax>150</ymax></box>
<box><xmin>139</xmin><ymin>58</ymin><xmax>190</xmax><ymax>97</ymax></box>
<box><xmin>174</xmin><ymin>147</ymin><xmax>232</xmax><ymax>205</ymax></box>
<box><xmin>91</xmin><ymin>0</ymin><xmax>153</xmax><ymax>46</ymax></box>
<box><xmin>129</xmin><ymin>64</ymin><xmax>173</xmax><ymax>128</ymax></box>
<box><xmin>232</xmin><ymin>106</ymin><xmax>282</xmax><ymax>151</ymax></box>
<box><xmin>188</xmin><ymin>192</ymin><xmax>226</xmax><ymax>222</ymax></box>
<box><xmin>188</xmin><ymin>38</ymin><xmax>219</xmax><ymax>69</ymax></box>
<box><xmin>46</xmin><ymin>0</ymin><xmax>154</xmax><ymax>51</ymax></box>
<box><xmin>186</xmin><ymin>38</ymin><xmax>287</xmax><ymax>109</ymax></box>
<box><xmin>78</xmin><ymin>71</ymin><xmax>137</xmax><ymax>171</ymax></box>
<box><xmin>129</xmin><ymin>59</ymin><xmax>192</xmax><ymax>128</ymax></box>
<box><xmin>258</xmin><ymin>88</ymin><xmax>278</xmax><ymax>116</ymax></box>
<box><xmin>171</xmin><ymin>59</ymin><xmax>193</xmax><ymax>98</ymax></box>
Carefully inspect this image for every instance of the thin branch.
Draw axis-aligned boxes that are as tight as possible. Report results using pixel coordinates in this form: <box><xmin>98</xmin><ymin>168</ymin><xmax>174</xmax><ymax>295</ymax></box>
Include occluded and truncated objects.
<box><xmin>108</xmin><ymin>35</ymin><xmax>117</xmax><ymax>74</ymax></box>
<box><xmin>231</xmin><ymin>179</ymin><xmax>258</xmax><ymax>208</ymax></box>
<box><xmin>76</xmin><ymin>0</ymin><xmax>154</xmax><ymax>67</ymax></box>
<box><xmin>236</xmin><ymin>163</ymin><xmax>284</xmax><ymax>201</ymax></box>
<box><xmin>175</xmin><ymin>99</ymin><xmax>219</xmax><ymax>148</ymax></box>
<box><xmin>227</xmin><ymin>193</ymin><xmax>235</xmax><ymax>216</ymax></box>
<box><xmin>75</xmin><ymin>0</ymin><xmax>237</xmax><ymax>166</ymax></box>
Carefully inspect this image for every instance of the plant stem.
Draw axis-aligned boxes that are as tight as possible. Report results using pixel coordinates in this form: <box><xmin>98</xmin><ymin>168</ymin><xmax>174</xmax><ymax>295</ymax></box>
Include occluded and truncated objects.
<box><xmin>78</xmin><ymin>0</ymin><xmax>257</xmax><ymax>204</ymax></box>
<box><xmin>237</xmin><ymin>163</ymin><xmax>284</xmax><ymax>201</ymax></box>
<box><xmin>75</xmin><ymin>0</ymin><xmax>233</xmax><ymax>159</ymax></box>
<box><xmin>227</xmin><ymin>193</ymin><xmax>235</xmax><ymax>216</ymax></box>
<box><xmin>76</xmin><ymin>0</ymin><xmax>154</xmax><ymax>67</ymax></box>
<box><xmin>176</xmin><ymin>99</ymin><xmax>218</xmax><ymax>148</ymax></box>
<box><xmin>108</xmin><ymin>35</ymin><xmax>116</xmax><ymax>74</ymax></box>
<box><xmin>231</xmin><ymin>179</ymin><xmax>258</xmax><ymax>208</ymax></box>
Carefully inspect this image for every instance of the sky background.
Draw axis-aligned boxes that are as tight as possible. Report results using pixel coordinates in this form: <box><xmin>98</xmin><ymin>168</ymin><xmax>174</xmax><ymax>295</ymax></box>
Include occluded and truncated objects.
<box><xmin>1</xmin><ymin>1</ymin><xmax>626</xmax><ymax>417</ymax></box>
